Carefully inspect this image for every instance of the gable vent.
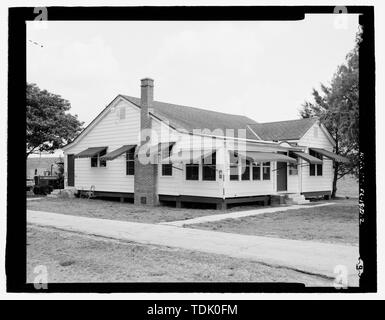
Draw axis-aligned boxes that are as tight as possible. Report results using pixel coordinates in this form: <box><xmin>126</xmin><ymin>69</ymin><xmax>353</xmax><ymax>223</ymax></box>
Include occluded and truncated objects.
<box><xmin>119</xmin><ymin>107</ymin><xmax>126</xmax><ymax>120</ymax></box>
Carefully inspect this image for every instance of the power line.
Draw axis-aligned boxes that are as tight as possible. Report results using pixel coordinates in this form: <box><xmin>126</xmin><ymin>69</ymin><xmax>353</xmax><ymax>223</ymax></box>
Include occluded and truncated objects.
<box><xmin>28</xmin><ymin>39</ymin><xmax>44</xmax><ymax>48</ymax></box>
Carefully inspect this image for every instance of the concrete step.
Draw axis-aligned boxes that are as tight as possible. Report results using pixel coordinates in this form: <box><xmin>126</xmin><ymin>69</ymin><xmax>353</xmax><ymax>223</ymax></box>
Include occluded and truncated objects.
<box><xmin>287</xmin><ymin>193</ymin><xmax>304</xmax><ymax>199</ymax></box>
<box><xmin>288</xmin><ymin>195</ymin><xmax>304</xmax><ymax>199</ymax></box>
<box><xmin>296</xmin><ymin>199</ymin><xmax>310</xmax><ymax>204</ymax></box>
<box><xmin>285</xmin><ymin>194</ymin><xmax>309</xmax><ymax>205</ymax></box>
<box><xmin>289</xmin><ymin>197</ymin><xmax>304</xmax><ymax>201</ymax></box>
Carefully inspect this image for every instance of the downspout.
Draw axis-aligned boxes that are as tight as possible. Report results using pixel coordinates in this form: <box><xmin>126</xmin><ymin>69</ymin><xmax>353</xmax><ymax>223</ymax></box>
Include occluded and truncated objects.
<box><xmin>223</xmin><ymin>140</ymin><xmax>227</xmax><ymax>199</ymax></box>
<box><xmin>299</xmin><ymin>158</ymin><xmax>303</xmax><ymax>194</ymax></box>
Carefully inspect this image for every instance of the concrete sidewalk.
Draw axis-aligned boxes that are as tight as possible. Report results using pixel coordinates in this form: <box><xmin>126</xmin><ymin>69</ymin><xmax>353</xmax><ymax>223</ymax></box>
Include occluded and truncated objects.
<box><xmin>27</xmin><ymin>210</ymin><xmax>359</xmax><ymax>286</ymax></box>
<box><xmin>160</xmin><ymin>203</ymin><xmax>335</xmax><ymax>227</ymax></box>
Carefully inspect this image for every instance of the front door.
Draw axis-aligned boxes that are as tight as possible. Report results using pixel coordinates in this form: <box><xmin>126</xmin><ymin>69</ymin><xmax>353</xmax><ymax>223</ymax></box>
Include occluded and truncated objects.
<box><xmin>67</xmin><ymin>154</ymin><xmax>75</xmax><ymax>187</ymax></box>
<box><xmin>276</xmin><ymin>161</ymin><xmax>287</xmax><ymax>192</ymax></box>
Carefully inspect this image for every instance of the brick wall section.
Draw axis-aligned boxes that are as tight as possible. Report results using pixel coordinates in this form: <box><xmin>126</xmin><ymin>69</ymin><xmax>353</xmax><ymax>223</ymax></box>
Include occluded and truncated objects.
<box><xmin>134</xmin><ymin>78</ymin><xmax>159</xmax><ymax>206</ymax></box>
<box><xmin>134</xmin><ymin>161</ymin><xmax>158</xmax><ymax>205</ymax></box>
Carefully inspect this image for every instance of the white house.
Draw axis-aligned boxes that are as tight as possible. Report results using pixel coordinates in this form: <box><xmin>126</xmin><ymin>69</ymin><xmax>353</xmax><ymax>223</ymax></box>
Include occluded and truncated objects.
<box><xmin>62</xmin><ymin>78</ymin><xmax>348</xmax><ymax>209</ymax></box>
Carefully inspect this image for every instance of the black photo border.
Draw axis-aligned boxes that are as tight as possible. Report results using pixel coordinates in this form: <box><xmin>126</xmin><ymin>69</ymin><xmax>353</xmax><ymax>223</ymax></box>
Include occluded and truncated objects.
<box><xmin>7</xmin><ymin>5</ymin><xmax>376</xmax><ymax>293</ymax></box>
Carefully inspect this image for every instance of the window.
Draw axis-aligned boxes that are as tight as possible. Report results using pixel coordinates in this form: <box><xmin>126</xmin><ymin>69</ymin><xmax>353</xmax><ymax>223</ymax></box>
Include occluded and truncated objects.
<box><xmin>161</xmin><ymin>145</ymin><xmax>173</xmax><ymax>176</ymax></box>
<box><xmin>99</xmin><ymin>149</ymin><xmax>107</xmax><ymax>167</ymax></box>
<box><xmin>288</xmin><ymin>152</ymin><xmax>298</xmax><ymax>175</ymax></box>
<box><xmin>186</xmin><ymin>163</ymin><xmax>199</xmax><ymax>180</ymax></box>
<box><xmin>241</xmin><ymin>159</ymin><xmax>250</xmax><ymax>181</ymax></box>
<box><xmin>91</xmin><ymin>155</ymin><xmax>98</xmax><ymax>167</ymax></box>
<box><xmin>126</xmin><ymin>148</ymin><xmax>135</xmax><ymax>175</ymax></box>
<box><xmin>91</xmin><ymin>149</ymin><xmax>107</xmax><ymax>167</ymax></box>
<box><xmin>202</xmin><ymin>152</ymin><xmax>216</xmax><ymax>181</ymax></box>
<box><xmin>309</xmin><ymin>150</ymin><xmax>316</xmax><ymax>176</ymax></box>
<box><xmin>262</xmin><ymin>162</ymin><xmax>271</xmax><ymax>180</ymax></box>
<box><xmin>229</xmin><ymin>152</ymin><xmax>239</xmax><ymax>181</ymax></box>
<box><xmin>252</xmin><ymin>163</ymin><xmax>261</xmax><ymax>180</ymax></box>
<box><xmin>162</xmin><ymin>163</ymin><xmax>173</xmax><ymax>176</ymax></box>
<box><xmin>309</xmin><ymin>163</ymin><xmax>316</xmax><ymax>176</ymax></box>
<box><xmin>230</xmin><ymin>165</ymin><xmax>239</xmax><ymax>180</ymax></box>
<box><xmin>289</xmin><ymin>163</ymin><xmax>298</xmax><ymax>175</ymax></box>
<box><xmin>309</xmin><ymin>150</ymin><xmax>323</xmax><ymax>176</ymax></box>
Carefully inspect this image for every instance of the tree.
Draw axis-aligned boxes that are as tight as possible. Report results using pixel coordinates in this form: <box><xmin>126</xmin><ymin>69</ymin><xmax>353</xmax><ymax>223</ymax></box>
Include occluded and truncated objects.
<box><xmin>26</xmin><ymin>83</ymin><xmax>83</xmax><ymax>158</ymax></box>
<box><xmin>299</xmin><ymin>33</ymin><xmax>360</xmax><ymax>198</ymax></box>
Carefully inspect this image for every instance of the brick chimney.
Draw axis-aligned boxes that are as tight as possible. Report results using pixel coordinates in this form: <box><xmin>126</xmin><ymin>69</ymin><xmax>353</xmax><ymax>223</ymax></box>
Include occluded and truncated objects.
<box><xmin>134</xmin><ymin>78</ymin><xmax>158</xmax><ymax>206</ymax></box>
<box><xmin>140</xmin><ymin>78</ymin><xmax>154</xmax><ymax>134</ymax></box>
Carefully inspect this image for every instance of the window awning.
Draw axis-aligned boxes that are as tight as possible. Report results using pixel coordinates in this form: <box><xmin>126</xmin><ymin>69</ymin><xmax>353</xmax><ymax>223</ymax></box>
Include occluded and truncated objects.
<box><xmin>139</xmin><ymin>141</ymin><xmax>175</xmax><ymax>156</ymax></box>
<box><xmin>147</xmin><ymin>141</ymin><xmax>176</xmax><ymax>155</ymax></box>
<box><xmin>162</xmin><ymin>148</ymin><xmax>215</xmax><ymax>164</ymax></box>
<box><xmin>293</xmin><ymin>152</ymin><xmax>323</xmax><ymax>164</ymax></box>
<box><xmin>310</xmin><ymin>148</ymin><xmax>349</xmax><ymax>163</ymax></box>
<box><xmin>74</xmin><ymin>147</ymin><xmax>107</xmax><ymax>159</ymax></box>
<box><xmin>237</xmin><ymin>151</ymin><xmax>297</xmax><ymax>164</ymax></box>
<box><xmin>100</xmin><ymin>145</ymin><xmax>136</xmax><ymax>161</ymax></box>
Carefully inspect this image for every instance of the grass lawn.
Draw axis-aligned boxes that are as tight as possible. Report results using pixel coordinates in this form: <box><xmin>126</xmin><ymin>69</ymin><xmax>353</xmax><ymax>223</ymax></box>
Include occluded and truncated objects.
<box><xmin>27</xmin><ymin>225</ymin><xmax>331</xmax><ymax>285</ymax></box>
<box><xmin>337</xmin><ymin>174</ymin><xmax>359</xmax><ymax>198</ymax></box>
<box><xmin>27</xmin><ymin>197</ymin><xmax>270</xmax><ymax>224</ymax></box>
<box><xmin>26</xmin><ymin>193</ymin><xmax>46</xmax><ymax>199</ymax></box>
<box><xmin>189</xmin><ymin>199</ymin><xmax>358</xmax><ymax>246</ymax></box>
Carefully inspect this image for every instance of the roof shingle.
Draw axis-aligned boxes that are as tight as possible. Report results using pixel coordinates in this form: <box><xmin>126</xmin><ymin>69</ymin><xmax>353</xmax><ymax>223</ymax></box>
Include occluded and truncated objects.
<box><xmin>248</xmin><ymin>118</ymin><xmax>317</xmax><ymax>141</ymax></box>
<box><xmin>122</xmin><ymin>95</ymin><xmax>258</xmax><ymax>140</ymax></box>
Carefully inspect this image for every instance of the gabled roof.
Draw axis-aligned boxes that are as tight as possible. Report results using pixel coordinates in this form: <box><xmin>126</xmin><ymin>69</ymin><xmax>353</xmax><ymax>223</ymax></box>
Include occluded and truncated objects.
<box><xmin>248</xmin><ymin>118</ymin><xmax>317</xmax><ymax>141</ymax></box>
<box><xmin>121</xmin><ymin>96</ymin><xmax>259</xmax><ymax>140</ymax></box>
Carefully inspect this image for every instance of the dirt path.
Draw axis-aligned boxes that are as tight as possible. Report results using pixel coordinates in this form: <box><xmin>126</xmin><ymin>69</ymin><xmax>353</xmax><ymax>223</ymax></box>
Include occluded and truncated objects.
<box><xmin>28</xmin><ymin>210</ymin><xmax>359</xmax><ymax>286</ymax></box>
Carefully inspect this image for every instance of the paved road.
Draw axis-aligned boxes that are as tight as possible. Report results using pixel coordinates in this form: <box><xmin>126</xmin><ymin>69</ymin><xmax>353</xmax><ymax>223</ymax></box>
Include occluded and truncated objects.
<box><xmin>28</xmin><ymin>210</ymin><xmax>359</xmax><ymax>286</ymax></box>
<box><xmin>160</xmin><ymin>203</ymin><xmax>335</xmax><ymax>226</ymax></box>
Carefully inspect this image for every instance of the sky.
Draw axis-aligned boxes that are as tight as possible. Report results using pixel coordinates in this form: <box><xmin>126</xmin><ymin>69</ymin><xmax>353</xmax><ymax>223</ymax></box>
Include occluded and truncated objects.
<box><xmin>27</xmin><ymin>15</ymin><xmax>359</xmax><ymax>129</ymax></box>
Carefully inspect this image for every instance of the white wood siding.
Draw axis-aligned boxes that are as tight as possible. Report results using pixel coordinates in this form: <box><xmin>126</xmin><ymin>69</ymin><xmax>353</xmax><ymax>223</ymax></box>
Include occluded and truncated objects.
<box><xmin>225</xmin><ymin>179</ymin><xmax>275</xmax><ymax>197</ymax></box>
<box><xmin>299</xmin><ymin>123</ymin><xmax>334</xmax><ymax>193</ymax></box>
<box><xmin>64</xmin><ymin>98</ymin><xmax>140</xmax><ymax>192</ymax></box>
<box><xmin>224</xmin><ymin>142</ymin><xmax>276</xmax><ymax>197</ymax></box>
<box><xmin>287</xmin><ymin>172</ymin><xmax>299</xmax><ymax>193</ymax></box>
<box><xmin>158</xmin><ymin>133</ymin><xmax>224</xmax><ymax>198</ymax></box>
